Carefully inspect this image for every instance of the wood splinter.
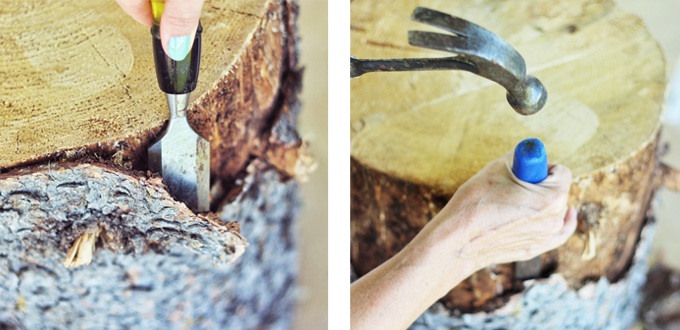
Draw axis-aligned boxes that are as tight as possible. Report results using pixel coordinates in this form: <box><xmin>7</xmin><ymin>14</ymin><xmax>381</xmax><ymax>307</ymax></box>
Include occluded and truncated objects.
<box><xmin>581</xmin><ymin>230</ymin><xmax>597</xmax><ymax>261</ymax></box>
<box><xmin>62</xmin><ymin>229</ymin><xmax>102</xmax><ymax>268</ymax></box>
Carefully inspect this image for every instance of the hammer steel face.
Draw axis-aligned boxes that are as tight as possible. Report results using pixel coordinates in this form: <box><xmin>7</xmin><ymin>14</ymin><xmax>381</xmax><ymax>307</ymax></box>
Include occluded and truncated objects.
<box><xmin>350</xmin><ymin>7</ymin><xmax>548</xmax><ymax>116</ymax></box>
<box><xmin>148</xmin><ymin>94</ymin><xmax>210</xmax><ymax>212</ymax></box>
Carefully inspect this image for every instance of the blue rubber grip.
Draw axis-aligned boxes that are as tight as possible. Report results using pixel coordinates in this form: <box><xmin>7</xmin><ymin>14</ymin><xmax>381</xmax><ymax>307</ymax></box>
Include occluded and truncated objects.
<box><xmin>512</xmin><ymin>138</ymin><xmax>548</xmax><ymax>183</ymax></box>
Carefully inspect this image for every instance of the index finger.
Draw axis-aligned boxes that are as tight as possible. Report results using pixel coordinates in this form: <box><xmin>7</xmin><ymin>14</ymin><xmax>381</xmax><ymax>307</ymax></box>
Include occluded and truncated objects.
<box><xmin>540</xmin><ymin>163</ymin><xmax>573</xmax><ymax>191</ymax></box>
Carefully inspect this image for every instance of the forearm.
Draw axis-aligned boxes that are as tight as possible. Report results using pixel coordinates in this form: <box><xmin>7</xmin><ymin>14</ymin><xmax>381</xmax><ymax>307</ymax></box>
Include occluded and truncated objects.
<box><xmin>350</xmin><ymin>151</ymin><xmax>577</xmax><ymax>329</ymax></box>
<box><xmin>350</xmin><ymin>212</ymin><xmax>476</xmax><ymax>330</ymax></box>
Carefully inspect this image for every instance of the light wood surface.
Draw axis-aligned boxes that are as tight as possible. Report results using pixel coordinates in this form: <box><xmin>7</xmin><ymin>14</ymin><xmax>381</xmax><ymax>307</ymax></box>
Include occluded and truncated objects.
<box><xmin>350</xmin><ymin>0</ymin><xmax>665</xmax><ymax>195</ymax></box>
<box><xmin>0</xmin><ymin>0</ymin><xmax>267</xmax><ymax>168</ymax></box>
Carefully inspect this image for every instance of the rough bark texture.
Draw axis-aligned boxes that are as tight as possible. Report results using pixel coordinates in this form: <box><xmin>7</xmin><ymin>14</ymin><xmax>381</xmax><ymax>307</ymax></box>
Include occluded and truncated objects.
<box><xmin>0</xmin><ymin>163</ymin><xmax>246</xmax><ymax>265</ymax></box>
<box><xmin>192</xmin><ymin>0</ymin><xmax>306</xmax><ymax>182</ymax></box>
<box><xmin>0</xmin><ymin>161</ymin><xmax>300</xmax><ymax>330</ymax></box>
<box><xmin>0</xmin><ymin>0</ymin><xmax>305</xmax><ymax>327</ymax></box>
<box><xmin>408</xmin><ymin>220</ymin><xmax>655</xmax><ymax>330</ymax></box>
<box><xmin>657</xmin><ymin>163</ymin><xmax>680</xmax><ymax>192</ymax></box>
<box><xmin>350</xmin><ymin>0</ymin><xmax>666</xmax><ymax>313</ymax></box>
<box><xmin>638</xmin><ymin>262</ymin><xmax>680</xmax><ymax>329</ymax></box>
<box><xmin>560</xmin><ymin>138</ymin><xmax>658</xmax><ymax>283</ymax></box>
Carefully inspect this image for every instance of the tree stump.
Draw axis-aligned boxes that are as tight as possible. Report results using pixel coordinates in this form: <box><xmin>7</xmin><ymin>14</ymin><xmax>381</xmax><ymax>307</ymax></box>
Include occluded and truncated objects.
<box><xmin>350</xmin><ymin>0</ymin><xmax>670</xmax><ymax>319</ymax></box>
<box><xmin>0</xmin><ymin>0</ymin><xmax>307</xmax><ymax>328</ymax></box>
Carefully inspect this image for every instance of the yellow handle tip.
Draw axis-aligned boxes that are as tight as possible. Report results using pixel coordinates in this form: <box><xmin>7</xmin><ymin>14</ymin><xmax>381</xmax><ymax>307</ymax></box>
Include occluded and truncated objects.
<box><xmin>150</xmin><ymin>0</ymin><xmax>165</xmax><ymax>26</ymax></box>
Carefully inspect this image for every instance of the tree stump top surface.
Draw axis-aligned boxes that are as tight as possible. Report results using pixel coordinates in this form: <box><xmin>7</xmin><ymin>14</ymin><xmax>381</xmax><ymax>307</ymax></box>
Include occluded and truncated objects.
<box><xmin>350</xmin><ymin>0</ymin><xmax>665</xmax><ymax>194</ymax></box>
<box><xmin>0</xmin><ymin>0</ymin><xmax>268</xmax><ymax>168</ymax></box>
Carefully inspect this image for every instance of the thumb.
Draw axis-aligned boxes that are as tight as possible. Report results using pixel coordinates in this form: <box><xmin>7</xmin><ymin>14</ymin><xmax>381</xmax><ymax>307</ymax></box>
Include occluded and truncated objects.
<box><xmin>159</xmin><ymin>0</ymin><xmax>204</xmax><ymax>61</ymax></box>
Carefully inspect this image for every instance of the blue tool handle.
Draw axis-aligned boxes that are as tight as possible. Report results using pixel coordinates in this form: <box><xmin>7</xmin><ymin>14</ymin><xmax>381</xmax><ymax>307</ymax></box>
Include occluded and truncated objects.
<box><xmin>512</xmin><ymin>138</ymin><xmax>548</xmax><ymax>183</ymax></box>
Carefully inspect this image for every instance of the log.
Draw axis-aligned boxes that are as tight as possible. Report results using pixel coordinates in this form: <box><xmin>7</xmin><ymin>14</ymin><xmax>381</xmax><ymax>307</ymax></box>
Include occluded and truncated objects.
<box><xmin>0</xmin><ymin>0</ymin><xmax>306</xmax><ymax>328</ymax></box>
<box><xmin>0</xmin><ymin>0</ymin><xmax>306</xmax><ymax>180</ymax></box>
<box><xmin>350</xmin><ymin>0</ymin><xmax>666</xmax><ymax>314</ymax></box>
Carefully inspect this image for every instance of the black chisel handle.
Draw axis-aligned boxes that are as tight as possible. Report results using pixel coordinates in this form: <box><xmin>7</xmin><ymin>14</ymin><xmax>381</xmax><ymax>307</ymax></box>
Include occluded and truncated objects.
<box><xmin>151</xmin><ymin>22</ymin><xmax>202</xmax><ymax>94</ymax></box>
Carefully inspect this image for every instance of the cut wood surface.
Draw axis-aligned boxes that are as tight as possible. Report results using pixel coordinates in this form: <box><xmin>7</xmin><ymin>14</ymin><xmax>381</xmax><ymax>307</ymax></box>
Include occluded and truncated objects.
<box><xmin>350</xmin><ymin>0</ymin><xmax>666</xmax><ymax>312</ymax></box>
<box><xmin>0</xmin><ymin>0</ymin><xmax>305</xmax><ymax>181</ymax></box>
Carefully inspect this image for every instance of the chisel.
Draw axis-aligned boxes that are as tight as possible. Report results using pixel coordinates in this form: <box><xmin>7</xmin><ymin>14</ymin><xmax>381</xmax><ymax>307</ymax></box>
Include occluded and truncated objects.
<box><xmin>512</xmin><ymin>138</ymin><xmax>548</xmax><ymax>280</ymax></box>
<box><xmin>147</xmin><ymin>0</ymin><xmax>210</xmax><ymax>212</ymax></box>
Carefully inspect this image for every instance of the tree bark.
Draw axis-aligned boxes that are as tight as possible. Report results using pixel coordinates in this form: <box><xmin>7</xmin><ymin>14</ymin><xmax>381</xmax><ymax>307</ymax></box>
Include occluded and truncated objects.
<box><xmin>350</xmin><ymin>0</ymin><xmax>666</xmax><ymax>315</ymax></box>
<box><xmin>0</xmin><ymin>0</ymin><xmax>306</xmax><ymax>328</ymax></box>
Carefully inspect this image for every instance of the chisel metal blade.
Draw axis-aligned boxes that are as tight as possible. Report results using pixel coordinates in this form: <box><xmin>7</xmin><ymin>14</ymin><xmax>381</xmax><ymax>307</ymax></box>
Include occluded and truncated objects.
<box><xmin>148</xmin><ymin>93</ymin><xmax>210</xmax><ymax>212</ymax></box>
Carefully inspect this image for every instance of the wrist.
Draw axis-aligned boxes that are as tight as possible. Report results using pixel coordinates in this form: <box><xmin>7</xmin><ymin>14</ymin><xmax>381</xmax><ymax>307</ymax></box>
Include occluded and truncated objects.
<box><xmin>406</xmin><ymin>209</ymin><xmax>480</xmax><ymax>295</ymax></box>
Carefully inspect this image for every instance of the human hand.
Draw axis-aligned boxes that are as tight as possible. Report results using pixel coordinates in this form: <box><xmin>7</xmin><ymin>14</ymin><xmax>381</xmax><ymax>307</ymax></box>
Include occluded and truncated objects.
<box><xmin>351</xmin><ymin>150</ymin><xmax>577</xmax><ymax>330</ymax></box>
<box><xmin>424</xmin><ymin>150</ymin><xmax>577</xmax><ymax>275</ymax></box>
<box><xmin>116</xmin><ymin>0</ymin><xmax>204</xmax><ymax>61</ymax></box>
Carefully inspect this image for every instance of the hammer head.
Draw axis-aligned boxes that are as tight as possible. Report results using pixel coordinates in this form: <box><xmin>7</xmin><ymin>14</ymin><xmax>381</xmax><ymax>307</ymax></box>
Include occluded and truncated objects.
<box><xmin>408</xmin><ymin>7</ymin><xmax>548</xmax><ymax>115</ymax></box>
<box><xmin>506</xmin><ymin>75</ymin><xmax>548</xmax><ymax>116</ymax></box>
<box><xmin>148</xmin><ymin>94</ymin><xmax>210</xmax><ymax>212</ymax></box>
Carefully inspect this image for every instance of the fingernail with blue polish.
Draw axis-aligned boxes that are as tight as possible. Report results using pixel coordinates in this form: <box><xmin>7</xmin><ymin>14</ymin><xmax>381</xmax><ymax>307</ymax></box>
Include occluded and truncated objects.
<box><xmin>168</xmin><ymin>35</ymin><xmax>191</xmax><ymax>61</ymax></box>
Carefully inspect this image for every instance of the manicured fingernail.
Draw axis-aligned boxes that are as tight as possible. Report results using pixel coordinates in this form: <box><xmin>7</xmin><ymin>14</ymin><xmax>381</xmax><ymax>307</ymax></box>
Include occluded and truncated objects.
<box><xmin>168</xmin><ymin>35</ymin><xmax>191</xmax><ymax>61</ymax></box>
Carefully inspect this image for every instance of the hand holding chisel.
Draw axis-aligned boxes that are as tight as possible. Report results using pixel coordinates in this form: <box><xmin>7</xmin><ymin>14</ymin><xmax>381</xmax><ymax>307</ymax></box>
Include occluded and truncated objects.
<box><xmin>116</xmin><ymin>0</ymin><xmax>205</xmax><ymax>61</ymax></box>
<box><xmin>116</xmin><ymin>0</ymin><xmax>209</xmax><ymax>211</ymax></box>
<box><xmin>144</xmin><ymin>0</ymin><xmax>210</xmax><ymax>212</ymax></box>
<box><xmin>351</xmin><ymin>147</ymin><xmax>577</xmax><ymax>329</ymax></box>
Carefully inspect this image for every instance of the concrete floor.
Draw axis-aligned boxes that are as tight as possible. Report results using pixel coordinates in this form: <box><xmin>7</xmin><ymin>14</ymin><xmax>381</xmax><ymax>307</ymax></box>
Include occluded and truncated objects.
<box><xmin>294</xmin><ymin>1</ymin><xmax>328</xmax><ymax>329</ymax></box>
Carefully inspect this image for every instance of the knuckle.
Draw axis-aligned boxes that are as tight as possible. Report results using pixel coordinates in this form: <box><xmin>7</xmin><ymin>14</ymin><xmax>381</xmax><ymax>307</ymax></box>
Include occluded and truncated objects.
<box><xmin>556</xmin><ymin>163</ymin><xmax>572</xmax><ymax>177</ymax></box>
<box><xmin>549</xmin><ymin>164</ymin><xmax>573</xmax><ymax>186</ymax></box>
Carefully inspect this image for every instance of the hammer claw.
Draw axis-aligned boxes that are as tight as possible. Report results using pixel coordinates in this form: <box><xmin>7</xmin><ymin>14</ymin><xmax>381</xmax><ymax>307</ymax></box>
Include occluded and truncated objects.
<box><xmin>411</xmin><ymin>7</ymin><xmax>477</xmax><ymax>38</ymax></box>
<box><xmin>408</xmin><ymin>31</ymin><xmax>474</xmax><ymax>57</ymax></box>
